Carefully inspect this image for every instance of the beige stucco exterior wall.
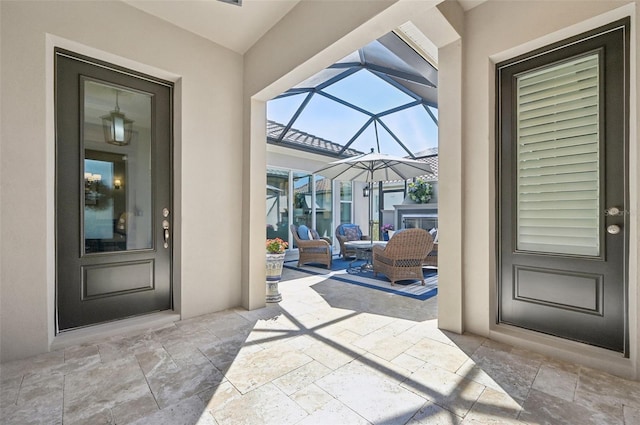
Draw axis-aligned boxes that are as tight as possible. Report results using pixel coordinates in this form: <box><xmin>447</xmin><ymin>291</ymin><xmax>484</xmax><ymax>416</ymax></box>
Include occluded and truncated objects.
<box><xmin>0</xmin><ymin>1</ymin><xmax>244</xmax><ymax>362</ymax></box>
<box><xmin>1</xmin><ymin>0</ymin><xmax>637</xmax><ymax>380</ymax></box>
<box><xmin>462</xmin><ymin>0</ymin><xmax>639</xmax><ymax>378</ymax></box>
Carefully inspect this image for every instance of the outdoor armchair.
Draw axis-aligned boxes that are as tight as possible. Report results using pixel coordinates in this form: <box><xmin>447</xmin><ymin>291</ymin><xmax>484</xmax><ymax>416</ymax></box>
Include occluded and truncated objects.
<box><xmin>335</xmin><ymin>224</ymin><xmax>370</xmax><ymax>260</ymax></box>
<box><xmin>423</xmin><ymin>227</ymin><xmax>438</xmax><ymax>267</ymax></box>
<box><xmin>423</xmin><ymin>243</ymin><xmax>438</xmax><ymax>267</ymax></box>
<box><xmin>373</xmin><ymin>228</ymin><xmax>434</xmax><ymax>286</ymax></box>
<box><xmin>290</xmin><ymin>224</ymin><xmax>332</xmax><ymax>269</ymax></box>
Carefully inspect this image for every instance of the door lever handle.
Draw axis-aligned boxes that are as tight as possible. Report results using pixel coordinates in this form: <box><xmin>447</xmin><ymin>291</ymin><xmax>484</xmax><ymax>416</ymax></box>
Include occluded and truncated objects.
<box><xmin>162</xmin><ymin>219</ymin><xmax>170</xmax><ymax>249</ymax></box>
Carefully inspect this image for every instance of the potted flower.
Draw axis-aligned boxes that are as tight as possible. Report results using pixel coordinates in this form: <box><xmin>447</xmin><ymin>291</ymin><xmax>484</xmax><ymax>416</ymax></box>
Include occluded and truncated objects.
<box><xmin>408</xmin><ymin>178</ymin><xmax>432</xmax><ymax>204</ymax></box>
<box><xmin>381</xmin><ymin>223</ymin><xmax>394</xmax><ymax>241</ymax></box>
<box><xmin>265</xmin><ymin>238</ymin><xmax>288</xmax><ymax>302</ymax></box>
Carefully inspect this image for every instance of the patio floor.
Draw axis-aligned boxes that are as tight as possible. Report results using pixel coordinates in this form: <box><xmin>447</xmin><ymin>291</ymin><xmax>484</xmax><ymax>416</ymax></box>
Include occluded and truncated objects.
<box><xmin>2</xmin><ymin>267</ymin><xmax>640</xmax><ymax>424</ymax></box>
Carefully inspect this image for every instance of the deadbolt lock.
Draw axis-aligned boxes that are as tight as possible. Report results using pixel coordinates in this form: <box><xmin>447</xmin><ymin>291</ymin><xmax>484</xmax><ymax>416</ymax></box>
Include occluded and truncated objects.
<box><xmin>605</xmin><ymin>207</ymin><xmax>627</xmax><ymax>216</ymax></box>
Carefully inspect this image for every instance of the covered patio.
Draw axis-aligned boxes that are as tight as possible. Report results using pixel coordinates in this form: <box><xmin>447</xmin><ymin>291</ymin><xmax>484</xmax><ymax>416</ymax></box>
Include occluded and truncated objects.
<box><xmin>2</xmin><ymin>268</ymin><xmax>638</xmax><ymax>424</ymax></box>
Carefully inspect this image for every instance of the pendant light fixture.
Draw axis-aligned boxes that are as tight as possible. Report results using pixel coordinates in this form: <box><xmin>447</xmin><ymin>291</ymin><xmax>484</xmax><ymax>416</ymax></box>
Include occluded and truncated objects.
<box><xmin>101</xmin><ymin>91</ymin><xmax>134</xmax><ymax>146</ymax></box>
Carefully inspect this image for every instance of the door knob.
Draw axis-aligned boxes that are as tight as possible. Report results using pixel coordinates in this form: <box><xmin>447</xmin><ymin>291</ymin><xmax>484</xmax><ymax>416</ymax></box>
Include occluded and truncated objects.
<box><xmin>607</xmin><ymin>224</ymin><xmax>621</xmax><ymax>235</ymax></box>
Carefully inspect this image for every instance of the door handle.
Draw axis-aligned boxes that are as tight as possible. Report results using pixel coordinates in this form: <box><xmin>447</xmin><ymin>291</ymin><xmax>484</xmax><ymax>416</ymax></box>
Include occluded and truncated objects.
<box><xmin>162</xmin><ymin>219</ymin><xmax>170</xmax><ymax>248</ymax></box>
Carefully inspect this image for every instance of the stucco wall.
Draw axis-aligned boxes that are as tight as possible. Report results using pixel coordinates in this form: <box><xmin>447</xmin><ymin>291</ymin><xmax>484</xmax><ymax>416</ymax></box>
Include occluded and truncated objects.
<box><xmin>0</xmin><ymin>1</ymin><xmax>244</xmax><ymax>362</ymax></box>
<box><xmin>462</xmin><ymin>0</ymin><xmax>638</xmax><ymax>377</ymax></box>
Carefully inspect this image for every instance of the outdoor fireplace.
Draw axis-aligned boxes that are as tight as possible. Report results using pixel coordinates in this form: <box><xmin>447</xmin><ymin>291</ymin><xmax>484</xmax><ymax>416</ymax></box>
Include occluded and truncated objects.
<box><xmin>394</xmin><ymin>204</ymin><xmax>438</xmax><ymax>231</ymax></box>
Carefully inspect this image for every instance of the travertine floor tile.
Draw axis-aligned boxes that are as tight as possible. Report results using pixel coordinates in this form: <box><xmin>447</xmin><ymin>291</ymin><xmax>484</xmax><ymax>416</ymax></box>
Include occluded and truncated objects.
<box><xmin>624</xmin><ymin>405</ymin><xmax>640</xmax><ymax>425</ymax></box>
<box><xmin>145</xmin><ymin>361</ymin><xmax>224</xmax><ymax>409</ymax></box>
<box><xmin>289</xmin><ymin>383</ymin><xmax>334</xmax><ymax>414</ymax></box>
<box><xmin>402</xmin><ymin>362</ymin><xmax>485</xmax><ymax>418</ymax></box>
<box><xmin>128</xmin><ymin>395</ymin><xmax>217</xmax><ymax>425</ymax></box>
<box><xmin>520</xmin><ymin>389</ymin><xmax>623</xmax><ymax>425</ymax></box>
<box><xmin>199</xmin><ymin>380</ymin><xmax>242</xmax><ymax>413</ymax></box>
<box><xmin>1</xmin><ymin>373</ymin><xmax>64</xmax><ymax>425</ymax></box>
<box><xmin>407</xmin><ymin>402</ymin><xmax>463</xmax><ymax>425</ymax></box>
<box><xmin>225</xmin><ymin>344</ymin><xmax>313</xmax><ymax>393</ymax></box>
<box><xmin>316</xmin><ymin>360</ymin><xmax>426</xmax><ymax>424</ymax></box>
<box><xmin>209</xmin><ymin>383</ymin><xmax>307</xmax><ymax>425</ymax></box>
<box><xmin>464</xmin><ymin>387</ymin><xmax>522</xmax><ymax>422</ymax></box>
<box><xmin>406</xmin><ymin>337</ymin><xmax>470</xmax><ymax>373</ymax></box>
<box><xmin>352</xmin><ymin>326</ymin><xmax>416</xmax><ymax>361</ymax></box>
<box><xmin>1</xmin><ymin>267</ymin><xmax>638</xmax><ymax>425</ymax></box>
<box><xmin>531</xmin><ymin>364</ymin><xmax>578</xmax><ymax>402</ymax></box>
<box><xmin>469</xmin><ymin>345</ymin><xmax>540</xmax><ymax>402</ymax></box>
<box><xmin>0</xmin><ymin>350</ymin><xmax>64</xmax><ymax>383</ymax></box>
<box><xmin>303</xmin><ymin>338</ymin><xmax>363</xmax><ymax>370</ymax></box>
<box><xmin>392</xmin><ymin>352</ymin><xmax>427</xmax><ymax>373</ymax></box>
<box><xmin>576</xmin><ymin>366</ymin><xmax>640</xmax><ymax>411</ymax></box>
<box><xmin>110</xmin><ymin>391</ymin><xmax>159</xmax><ymax>424</ymax></box>
<box><xmin>63</xmin><ymin>356</ymin><xmax>152</xmax><ymax>424</ymax></box>
<box><xmin>0</xmin><ymin>376</ymin><xmax>21</xmax><ymax>410</ymax></box>
<box><xmin>296</xmin><ymin>398</ymin><xmax>370</xmax><ymax>425</ymax></box>
<box><xmin>272</xmin><ymin>360</ymin><xmax>332</xmax><ymax>395</ymax></box>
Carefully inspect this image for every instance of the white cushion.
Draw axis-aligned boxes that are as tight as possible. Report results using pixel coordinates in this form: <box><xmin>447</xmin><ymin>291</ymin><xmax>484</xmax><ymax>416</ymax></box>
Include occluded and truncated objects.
<box><xmin>429</xmin><ymin>228</ymin><xmax>438</xmax><ymax>243</ymax></box>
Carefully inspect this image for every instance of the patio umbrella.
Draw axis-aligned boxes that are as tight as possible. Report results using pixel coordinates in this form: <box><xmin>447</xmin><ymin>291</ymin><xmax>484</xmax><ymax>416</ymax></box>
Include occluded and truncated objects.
<box><xmin>313</xmin><ymin>149</ymin><xmax>433</xmax><ymax>247</ymax></box>
<box><xmin>313</xmin><ymin>149</ymin><xmax>433</xmax><ymax>183</ymax></box>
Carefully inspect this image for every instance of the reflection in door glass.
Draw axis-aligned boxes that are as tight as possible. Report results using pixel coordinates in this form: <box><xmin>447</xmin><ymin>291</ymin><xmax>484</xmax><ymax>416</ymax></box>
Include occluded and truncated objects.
<box><xmin>83</xmin><ymin>80</ymin><xmax>152</xmax><ymax>254</ymax></box>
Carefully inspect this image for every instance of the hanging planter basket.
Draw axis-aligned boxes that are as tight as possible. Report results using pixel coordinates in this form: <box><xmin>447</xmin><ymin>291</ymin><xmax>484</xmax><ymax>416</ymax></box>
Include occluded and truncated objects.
<box><xmin>407</xmin><ymin>178</ymin><xmax>432</xmax><ymax>204</ymax></box>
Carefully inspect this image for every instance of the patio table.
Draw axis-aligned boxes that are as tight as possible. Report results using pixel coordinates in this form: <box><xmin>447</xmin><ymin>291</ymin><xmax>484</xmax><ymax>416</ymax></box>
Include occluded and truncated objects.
<box><xmin>344</xmin><ymin>240</ymin><xmax>387</xmax><ymax>274</ymax></box>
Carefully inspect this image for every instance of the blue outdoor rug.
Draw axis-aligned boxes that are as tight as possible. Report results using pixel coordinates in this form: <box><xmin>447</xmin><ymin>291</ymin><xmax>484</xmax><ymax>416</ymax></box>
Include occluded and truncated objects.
<box><xmin>284</xmin><ymin>257</ymin><xmax>437</xmax><ymax>301</ymax></box>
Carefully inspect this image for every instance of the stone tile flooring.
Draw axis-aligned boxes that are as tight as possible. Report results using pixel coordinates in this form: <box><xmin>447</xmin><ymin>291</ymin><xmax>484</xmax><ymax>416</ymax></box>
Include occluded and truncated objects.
<box><xmin>2</xmin><ymin>268</ymin><xmax>640</xmax><ymax>424</ymax></box>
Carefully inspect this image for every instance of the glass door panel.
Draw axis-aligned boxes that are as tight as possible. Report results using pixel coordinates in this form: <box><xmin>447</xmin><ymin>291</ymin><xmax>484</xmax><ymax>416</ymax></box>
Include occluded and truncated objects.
<box><xmin>339</xmin><ymin>181</ymin><xmax>353</xmax><ymax>224</ymax></box>
<box><xmin>515</xmin><ymin>54</ymin><xmax>601</xmax><ymax>256</ymax></box>
<box><xmin>315</xmin><ymin>175</ymin><xmax>332</xmax><ymax>239</ymax></box>
<box><xmin>266</xmin><ymin>168</ymin><xmax>290</xmax><ymax>243</ymax></box>
<box><xmin>83</xmin><ymin>79</ymin><xmax>152</xmax><ymax>254</ymax></box>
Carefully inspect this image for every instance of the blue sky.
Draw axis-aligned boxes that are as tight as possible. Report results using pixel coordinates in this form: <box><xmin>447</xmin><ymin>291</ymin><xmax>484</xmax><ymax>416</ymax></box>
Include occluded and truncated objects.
<box><xmin>267</xmin><ymin>69</ymin><xmax>438</xmax><ymax>158</ymax></box>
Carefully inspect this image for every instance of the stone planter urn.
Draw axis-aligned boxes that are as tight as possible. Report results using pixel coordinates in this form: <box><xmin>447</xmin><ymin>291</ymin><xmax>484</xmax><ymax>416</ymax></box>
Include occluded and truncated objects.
<box><xmin>265</xmin><ymin>252</ymin><xmax>285</xmax><ymax>303</ymax></box>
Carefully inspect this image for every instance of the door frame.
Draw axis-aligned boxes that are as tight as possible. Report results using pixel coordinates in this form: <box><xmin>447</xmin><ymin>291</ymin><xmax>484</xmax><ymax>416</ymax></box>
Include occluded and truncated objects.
<box><xmin>47</xmin><ymin>37</ymin><xmax>180</xmax><ymax>344</ymax></box>
<box><xmin>494</xmin><ymin>18</ymin><xmax>630</xmax><ymax>354</ymax></box>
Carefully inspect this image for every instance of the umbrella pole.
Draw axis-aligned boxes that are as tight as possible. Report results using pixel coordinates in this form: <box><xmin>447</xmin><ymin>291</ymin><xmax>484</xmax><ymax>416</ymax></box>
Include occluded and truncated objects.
<box><xmin>369</xmin><ymin>182</ymin><xmax>373</xmax><ymax>247</ymax></box>
<box><xmin>365</xmin><ymin>181</ymin><xmax>374</xmax><ymax>271</ymax></box>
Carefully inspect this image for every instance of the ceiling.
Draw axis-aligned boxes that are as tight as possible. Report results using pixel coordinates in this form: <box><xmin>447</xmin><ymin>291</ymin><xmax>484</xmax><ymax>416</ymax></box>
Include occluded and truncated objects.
<box><xmin>123</xmin><ymin>0</ymin><xmax>301</xmax><ymax>54</ymax></box>
<box><xmin>123</xmin><ymin>0</ymin><xmax>484</xmax><ymax>55</ymax></box>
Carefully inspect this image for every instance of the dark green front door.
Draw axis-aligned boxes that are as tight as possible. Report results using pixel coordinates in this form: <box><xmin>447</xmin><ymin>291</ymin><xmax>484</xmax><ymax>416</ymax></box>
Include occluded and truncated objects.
<box><xmin>497</xmin><ymin>19</ymin><xmax>629</xmax><ymax>353</ymax></box>
<box><xmin>55</xmin><ymin>49</ymin><xmax>173</xmax><ymax>331</ymax></box>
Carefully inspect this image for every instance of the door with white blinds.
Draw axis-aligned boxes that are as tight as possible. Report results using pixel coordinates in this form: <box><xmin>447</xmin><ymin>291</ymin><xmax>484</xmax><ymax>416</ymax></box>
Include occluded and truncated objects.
<box><xmin>497</xmin><ymin>19</ymin><xmax>628</xmax><ymax>353</ymax></box>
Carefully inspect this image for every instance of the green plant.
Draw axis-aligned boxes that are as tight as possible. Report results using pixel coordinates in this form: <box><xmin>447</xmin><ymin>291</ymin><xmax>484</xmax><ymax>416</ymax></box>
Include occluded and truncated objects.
<box><xmin>266</xmin><ymin>238</ymin><xmax>288</xmax><ymax>254</ymax></box>
<box><xmin>408</xmin><ymin>178</ymin><xmax>432</xmax><ymax>204</ymax></box>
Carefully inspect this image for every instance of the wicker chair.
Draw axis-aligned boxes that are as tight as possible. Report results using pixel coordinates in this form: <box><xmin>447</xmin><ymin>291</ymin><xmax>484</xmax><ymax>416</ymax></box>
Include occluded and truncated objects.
<box><xmin>423</xmin><ymin>243</ymin><xmax>438</xmax><ymax>267</ymax></box>
<box><xmin>335</xmin><ymin>224</ymin><xmax>370</xmax><ymax>260</ymax></box>
<box><xmin>290</xmin><ymin>224</ymin><xmax>332</xmax><ymax>268</ymax></box>
<box><xmin>423</xmin><ymin>228</ymin><xmax>438</xmax><ymax>267</ymax></box>
<box><xmin>373</xmin><ymin>228</ymin><xmax>434</xmax><ymax>286</ymax></box>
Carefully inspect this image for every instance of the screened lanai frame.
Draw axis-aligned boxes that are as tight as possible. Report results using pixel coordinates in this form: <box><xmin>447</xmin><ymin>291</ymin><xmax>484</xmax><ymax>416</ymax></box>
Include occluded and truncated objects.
<box><xmin>266</xmin><ymin>30</ymin><xmax>439</xmax><ymax>160</ymax></box>
<box><xmin>266</xmin><ymin>27</ymin><xmax>440</xmax><ymax>248</ymax></box>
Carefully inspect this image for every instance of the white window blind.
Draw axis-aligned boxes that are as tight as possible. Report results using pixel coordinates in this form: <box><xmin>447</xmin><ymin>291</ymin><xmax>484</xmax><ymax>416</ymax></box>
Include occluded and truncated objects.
<box><xmin>516</xmin><ymin>54</ymin><xmax>600</xmax><ymax>256</ymax></box>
